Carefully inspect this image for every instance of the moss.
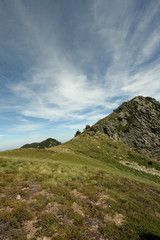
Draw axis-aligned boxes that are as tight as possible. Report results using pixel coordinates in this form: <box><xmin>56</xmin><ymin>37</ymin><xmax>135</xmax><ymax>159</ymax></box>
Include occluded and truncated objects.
<box><xmin>126</xmin><ymin>115</ymin><xmax>135</xmax><ymax>124</ymax></box>
<box><xmin>29</xmin><ymin>196</ymin><xmax>48</xmax><ymax>211</ymax></box>
<box><xmin>117</xmin><ymin>124</ymin><xmax>130</xmax><ymax>133</ymax></box>
<box><xmin>0</xmin><ymin>211</ymin><xmax>20</xmax><ymax>228</ymax></box>
<box><xmin>60</xmin><ymin>225</ymin><xmax>83</xmax><ymax>240</ymax></box>
<box><xmin>67</xmin><ymin>210</ymin><xmax>84</xmax><ymax>226</ymax></box>
<box><xmin>35</xmin><ymin>213</ymin><xmax>59</xmax><ymax>236</ymax></box>
<box><xmin>12</xmin><ymin>204</ymin><xmax>33</xmax><ymax>224</ymax></box>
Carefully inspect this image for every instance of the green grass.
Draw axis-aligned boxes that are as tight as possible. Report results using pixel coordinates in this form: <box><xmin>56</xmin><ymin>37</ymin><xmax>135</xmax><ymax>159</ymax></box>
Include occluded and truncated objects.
<box><xmin>0</xmin><ymin>132</ymin><xmax>160</xmax><ymax>239</ymax></box>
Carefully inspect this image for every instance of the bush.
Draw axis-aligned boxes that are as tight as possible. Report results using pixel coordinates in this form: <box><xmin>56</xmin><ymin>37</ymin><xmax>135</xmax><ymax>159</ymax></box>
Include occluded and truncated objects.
<box><xmin>12</xmin><ymin>205</ymin><xmax>33</xmax><ymax>223</ymax></box>
<box><xmin>75</xmin><ymin>130</ymin><xmax>81</xmax><ymax>137</ymax></box>
<box><xmin>35</xmin><ymin>213</ymin><xmax>59</xmax><ymax>236</ymax></box>
<box><xmin>84</xmin><ymin>125</ymin><xmax>90</xmax><ymax>131</ymax></box>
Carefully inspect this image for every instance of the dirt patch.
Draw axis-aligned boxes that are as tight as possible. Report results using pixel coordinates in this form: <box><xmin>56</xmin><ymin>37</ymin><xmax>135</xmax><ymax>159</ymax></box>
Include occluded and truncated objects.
<box><xmin>0</xmin><ymin>206</ymin><xmax>13</xmax><ymax>213</ymax></box>
<box><xmin>54</xmin><ymin>148</ymin><xmax>73</xmax><ymax>153</ymax></box>
<box><xmin>95</xmin><ymin>193</ymin><xmax>109</xmax><ymax>207</ymax></box>
<box><xmin>22</xmin><ymin>184</ymin><xmax>54</xmax><ymax>200</ymax></box>
<box><xmin>89</xmin><ymin>223</ymin><xmax>99</xmax><ymax>233</ymax></box>
<box><xmin>72</xmin><ymin>189</ymin><xmax>87</xmax><ymax>200</ymax></box>
<box><xmin>104</xmin><ymin>213</ymin><xmax>124</xmax><ymax>226</ymax></box>
<box><xmin>0</xmin><ymin>193</ymin><xmax>5</xmax><ymax>198</ymax></box>
<box><xmin>23</xmin><ymin>219</ymin><xmax>38</xmax><ymax>239</ymax></box>
<box><xmin>72</xmin><ymin>202</ymin><xmax>85</xmax><ymax>217</ymax></box>
<box><xmin>84</xmin><ymin>217</ymin><xmax>104</xmax><ymax>240</ymax></box>
<box><xmin>0</xmin><ymin>223</ymin><xmax>24</xmax><ymax>239</ymax></box>
<box><xmin>43</xmin><ymin>202</ymin><xmax>62</xmax><ymax>216</ymax></box>
<box><xmin>72</xmin><ymin>189</ymin><xmax>110</xmax><ymax>209</ymax></box>
<box><xmin>24</xmin><ymin>184</ymin><xmax>43</xmax><ymax>194</ymax></box>
<box><xmin>36</xmin><ymin>237</ymin><xmax>52</xmax><ymax>240</ymax></box>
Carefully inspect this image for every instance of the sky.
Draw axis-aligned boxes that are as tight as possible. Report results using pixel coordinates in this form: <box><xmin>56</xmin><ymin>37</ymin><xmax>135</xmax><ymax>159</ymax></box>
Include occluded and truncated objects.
<box><xmin>0</xmin><ymin>0</ymin><xmax>160</xmax><ymax>150</ymax></box>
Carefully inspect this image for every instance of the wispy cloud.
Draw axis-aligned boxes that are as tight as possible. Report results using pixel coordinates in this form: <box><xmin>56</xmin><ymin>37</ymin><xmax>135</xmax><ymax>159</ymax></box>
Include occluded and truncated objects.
<box><xmin>0</xmin><ymin>0</ymin><xmax>160</xmax><ymax>149</ymax></box>
<box><xmin>93</xmin><ymin>0</ymin><xmax>160</xmax><ymax>98</ymax></box>
<box><xmin>8</xmin><ymin>119</ymin><xmax>45</xmax><ymax>133</ymax></box>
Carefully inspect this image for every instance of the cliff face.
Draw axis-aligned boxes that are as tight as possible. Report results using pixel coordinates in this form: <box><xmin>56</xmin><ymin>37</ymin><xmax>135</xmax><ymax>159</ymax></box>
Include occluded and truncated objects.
<box><xmin>92</xmin><ymin>96</ymin><xmax>160</xmax><ymax>161</ymax></box>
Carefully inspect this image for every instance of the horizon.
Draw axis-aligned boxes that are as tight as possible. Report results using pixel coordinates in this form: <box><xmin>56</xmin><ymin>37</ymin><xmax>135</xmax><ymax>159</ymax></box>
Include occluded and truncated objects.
<box><xmin>0</xmin><ymin>0</ymin><xmax>160</xmax><ymax>150</ymax></box>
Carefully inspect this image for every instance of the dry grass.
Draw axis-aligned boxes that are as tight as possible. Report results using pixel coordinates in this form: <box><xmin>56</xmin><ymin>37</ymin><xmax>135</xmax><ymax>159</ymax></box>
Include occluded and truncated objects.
<box><xmin>0</xmin><ymin>132</ymin><xmax>160</xmax><ymax>239</ymax></box>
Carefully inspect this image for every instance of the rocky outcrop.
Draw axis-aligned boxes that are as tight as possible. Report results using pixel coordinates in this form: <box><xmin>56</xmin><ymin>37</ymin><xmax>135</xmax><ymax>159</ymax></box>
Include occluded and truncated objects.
<box><xmin>91</xmin><ymin>96</ymin><xmax>160</xmax><ymax>161</ymax></box>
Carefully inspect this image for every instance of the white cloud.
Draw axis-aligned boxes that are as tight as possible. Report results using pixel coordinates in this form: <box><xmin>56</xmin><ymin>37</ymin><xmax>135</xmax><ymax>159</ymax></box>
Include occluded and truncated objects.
<box><xmin>92</xmin><ymin>0</ymin><xmax>160</xmax><ymax>101</ymax></box>
<box><xmin>3</xmin><ymin>0</ymin><xmax>160</xmax><ymax>127</ymax></box>
<box><xmin>7</xmin><ymin>118</ymin><xmax>45</xmax><ymax>133</ymax></box>
<box><xmin>10</xmin><ymin>52</ymin><xmax>109</xmax><ymax>121</ymax></box>
<box><xmin>0</xmin><ymin>134</ymin><xmax>5</xmax><ymax>137</ymax></box>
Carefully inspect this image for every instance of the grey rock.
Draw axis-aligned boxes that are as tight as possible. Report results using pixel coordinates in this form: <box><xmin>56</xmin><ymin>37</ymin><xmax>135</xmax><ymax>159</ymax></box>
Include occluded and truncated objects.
<box><xmin>91</xmin><ymin>96</ymin><xmax>160</xmax><ymax>161</ymax></box>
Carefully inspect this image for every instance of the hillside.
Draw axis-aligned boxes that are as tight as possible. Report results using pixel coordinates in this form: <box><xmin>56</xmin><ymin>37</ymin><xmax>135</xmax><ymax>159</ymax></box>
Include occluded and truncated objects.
<box><xmin>0</xmin><ymin>132</ymin><xmax>160</xmax><ymax>239</ymax></box>
<box><xmin>0</xmin><ymin>96</ymin><xmax>160</xmax><ymax>240</ymax></box>
<box><xmin>21</xmin><ymin>138</ymin><xmax>61</xmax><ymax>149</ymax></box>
<box><xmin>90</xmin><ymin>96</ymin><xmax>160</xmax><ymax>161</ymax></box>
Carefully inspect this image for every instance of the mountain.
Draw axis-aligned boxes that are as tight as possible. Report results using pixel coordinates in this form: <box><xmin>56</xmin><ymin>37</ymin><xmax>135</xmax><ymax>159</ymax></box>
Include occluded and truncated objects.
<box><xmin>88</xmin><ymin>96</ymin><xmax>160</xmax><ymax>161</ymax></box>
<box><xmin>0</xmin><ymin>96</ymin><xmax>160</xmax><ymax>240</ymax></box>
<box><xmin>21</xmin><ymin>138</ymin><xmax>61</xmax><ymax>149</ymax></box>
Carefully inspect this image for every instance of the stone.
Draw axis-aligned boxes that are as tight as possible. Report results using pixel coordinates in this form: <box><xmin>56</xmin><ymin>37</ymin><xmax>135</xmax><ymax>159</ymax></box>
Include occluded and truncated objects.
<box><xmin>16</xmin><ymin>194</ymin><xmax>21</xmax><ymax>200</ymax></box>
<box><xmin>92</xmin><ymin>96</ymin><xmax>160</xmax><ymax>161</ymax></box>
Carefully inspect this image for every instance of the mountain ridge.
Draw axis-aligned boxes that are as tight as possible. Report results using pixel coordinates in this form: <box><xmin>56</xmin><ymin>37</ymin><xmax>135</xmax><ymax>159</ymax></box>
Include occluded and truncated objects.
<box><xmin>87</xmin><ymin>96</ymin><xmax>160</xmax><ymax>161</ymax></box>
<box><xmin>0</xmin><ymin>96</ymin><xmax>160</xmax><ymax>239</ymax></box>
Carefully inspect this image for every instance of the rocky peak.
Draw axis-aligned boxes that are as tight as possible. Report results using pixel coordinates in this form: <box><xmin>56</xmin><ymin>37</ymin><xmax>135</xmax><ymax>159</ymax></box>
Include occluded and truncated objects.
<box><xmin>91</xmin><ymin>96</ymin><xmax>160</xmax><ymax>161</ymax></box>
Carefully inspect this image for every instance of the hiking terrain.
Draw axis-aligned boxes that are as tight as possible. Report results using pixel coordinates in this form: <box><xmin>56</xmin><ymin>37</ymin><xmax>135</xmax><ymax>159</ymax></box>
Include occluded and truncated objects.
<box><xmin>0</xmin><ymin>96</ymin><xmax>160</xmax><ymax>240</ymax></box>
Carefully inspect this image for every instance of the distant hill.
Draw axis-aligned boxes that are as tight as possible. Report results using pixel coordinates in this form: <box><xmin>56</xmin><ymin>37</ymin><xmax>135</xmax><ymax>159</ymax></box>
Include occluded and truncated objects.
<box><xmin>87</xmin><ymin>96</ymin><xmax>160</xmax><ymax>161</ymax></box>
<box><xmin>21</xmin><ymin>138</ymin><xmax>61</xmax><ymax>149</ymax></box>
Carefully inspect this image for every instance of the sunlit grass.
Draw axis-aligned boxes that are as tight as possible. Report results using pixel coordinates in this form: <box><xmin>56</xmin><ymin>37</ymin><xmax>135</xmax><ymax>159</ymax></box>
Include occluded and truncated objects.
<box><xmin>0</xmin><ymin>132</ymin><xmax>160</xmax><ymax>239</ymax></box>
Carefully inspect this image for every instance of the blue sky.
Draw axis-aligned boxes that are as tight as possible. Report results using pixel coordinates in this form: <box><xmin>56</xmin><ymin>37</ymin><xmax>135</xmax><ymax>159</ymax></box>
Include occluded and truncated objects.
<box><xmin>0</xmin><ymin>0</ymin><xmax>160</xmax><ymax>150</ymax></box>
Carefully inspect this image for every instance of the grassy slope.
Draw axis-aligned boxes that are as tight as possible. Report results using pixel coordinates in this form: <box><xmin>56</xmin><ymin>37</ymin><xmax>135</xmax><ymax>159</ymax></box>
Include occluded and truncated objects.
<box><xmin>0</xmin><ymin>132</ymin><xmax>160</xmax><ymax>240</ymax></box>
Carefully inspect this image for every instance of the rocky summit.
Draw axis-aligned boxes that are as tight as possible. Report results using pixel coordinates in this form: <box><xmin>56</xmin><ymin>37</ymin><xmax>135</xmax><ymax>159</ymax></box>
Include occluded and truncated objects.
<box><xmin>91</xmin><ymin>96</ymin><xmax>160</xmax><ymax>161</ymax></box>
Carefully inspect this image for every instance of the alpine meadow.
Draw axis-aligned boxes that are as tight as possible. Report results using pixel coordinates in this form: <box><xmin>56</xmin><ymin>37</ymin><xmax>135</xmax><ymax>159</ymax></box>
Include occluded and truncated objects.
<box><xmin>0</xmin><ymin>96</ymin><xmax>160</xmax><ymax>239</ymax></box>
<box><xmin>0</xmin><ymin>1</ymin><xmax>160</xmax><ymax>239</ymax></box>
